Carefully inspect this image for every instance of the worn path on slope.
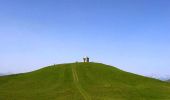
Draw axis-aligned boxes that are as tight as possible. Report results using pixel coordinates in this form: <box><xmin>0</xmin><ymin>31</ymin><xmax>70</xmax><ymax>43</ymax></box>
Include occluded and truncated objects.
<box><xmin>71</xmin><ymin>63</ymin><xmax>91</xmax><ymax>100</ymax></box>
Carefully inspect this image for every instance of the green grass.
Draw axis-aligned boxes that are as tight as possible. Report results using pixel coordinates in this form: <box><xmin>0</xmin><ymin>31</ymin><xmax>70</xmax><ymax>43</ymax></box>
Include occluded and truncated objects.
<box><xmin>0</xmin><ymin>62</ymin><xmax>170</xmax><ymax>100</ymax></box>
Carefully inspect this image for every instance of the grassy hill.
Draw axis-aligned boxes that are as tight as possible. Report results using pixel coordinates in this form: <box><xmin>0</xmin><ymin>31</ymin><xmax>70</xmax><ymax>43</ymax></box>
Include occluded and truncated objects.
<box><xmin>0</xmin><ymin>62</ymin><xmax>170</xmax><ymax>100</ymax></box>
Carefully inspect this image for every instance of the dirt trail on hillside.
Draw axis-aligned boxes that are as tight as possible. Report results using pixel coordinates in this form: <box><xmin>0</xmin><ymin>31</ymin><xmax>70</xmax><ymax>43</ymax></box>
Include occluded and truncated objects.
<box><xmin>72</xmin><ymin>64</ymin><xmax>91</xmax><ymax>100</ymax></box>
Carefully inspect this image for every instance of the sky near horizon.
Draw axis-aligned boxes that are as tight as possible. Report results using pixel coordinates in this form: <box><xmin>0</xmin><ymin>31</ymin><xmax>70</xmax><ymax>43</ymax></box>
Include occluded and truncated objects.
<box><xmin>0</xmin><ymin>0</ymin><xmax>170</xmax><ymax>78</ymax></box>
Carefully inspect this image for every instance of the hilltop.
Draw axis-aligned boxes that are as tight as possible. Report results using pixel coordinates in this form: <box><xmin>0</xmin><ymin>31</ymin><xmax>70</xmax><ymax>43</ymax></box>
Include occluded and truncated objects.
<box><xmin>0</xmin><ymin>62</ymin><xmax>170</xmax><ymax>100</ymax></box>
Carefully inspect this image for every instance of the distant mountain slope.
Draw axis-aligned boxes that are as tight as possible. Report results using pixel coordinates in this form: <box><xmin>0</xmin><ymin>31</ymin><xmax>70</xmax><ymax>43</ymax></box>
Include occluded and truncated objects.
<box><xmin>0</xmin><ymin>73</ymin><xmax>12</xmax><ymax>76</ymax></box>
<box><xmin>0</xmin><ymin>62</ymin><xmax>170</xmax><ymax>100</ymax></box>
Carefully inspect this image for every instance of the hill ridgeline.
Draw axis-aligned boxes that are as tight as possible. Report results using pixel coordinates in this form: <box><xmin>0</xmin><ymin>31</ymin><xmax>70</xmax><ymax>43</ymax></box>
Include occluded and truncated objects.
<box><xmin>0</xmin><ymin>62</ymin><xmax>170</xmax><ymax>100</ymax></box>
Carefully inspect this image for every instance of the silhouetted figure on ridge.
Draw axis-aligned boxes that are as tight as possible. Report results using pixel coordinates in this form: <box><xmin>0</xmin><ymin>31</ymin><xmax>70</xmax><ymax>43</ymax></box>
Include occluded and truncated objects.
<box><xmin>83</xmin><ymin>56</ymin><xmax>89</xmax><ymax>63</ymax></box>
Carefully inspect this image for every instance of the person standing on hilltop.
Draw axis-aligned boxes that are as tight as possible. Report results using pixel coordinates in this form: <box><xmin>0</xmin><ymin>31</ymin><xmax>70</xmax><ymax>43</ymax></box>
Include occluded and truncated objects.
<box><xmin>83</xmin><ymin>56</ymin><xmax>90</xmax><ymax>62</ymax></box>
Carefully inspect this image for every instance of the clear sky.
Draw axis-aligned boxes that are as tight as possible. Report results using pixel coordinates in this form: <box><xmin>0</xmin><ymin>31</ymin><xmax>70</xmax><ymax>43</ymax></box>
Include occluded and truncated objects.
<box><xmin>0</xmin><ymin>0</ymin><xmax>170</xmax><ymax>78</ymax></box>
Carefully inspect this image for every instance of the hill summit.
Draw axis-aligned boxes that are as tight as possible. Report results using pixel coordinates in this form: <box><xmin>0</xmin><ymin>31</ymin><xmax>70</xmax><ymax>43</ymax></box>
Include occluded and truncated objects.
<box><xmin>0</xmin><ymin>62</ymin><xmax>170</xmax><ymax>100</ymax></box>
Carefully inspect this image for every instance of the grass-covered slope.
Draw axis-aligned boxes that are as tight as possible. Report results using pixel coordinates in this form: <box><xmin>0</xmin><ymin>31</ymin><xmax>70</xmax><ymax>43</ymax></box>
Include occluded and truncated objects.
<box><xmin>0</xmin><ymin>62</ymin><xmax>170</xmax><ymax>100</ymax></box>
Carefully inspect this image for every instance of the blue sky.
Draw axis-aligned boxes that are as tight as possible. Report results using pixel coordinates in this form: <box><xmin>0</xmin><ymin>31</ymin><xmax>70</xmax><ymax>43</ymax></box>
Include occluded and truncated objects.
<box><xmin>0</xmin><ymin>0</ymin><xmax>170</xmax><ymax>78</ymax></box>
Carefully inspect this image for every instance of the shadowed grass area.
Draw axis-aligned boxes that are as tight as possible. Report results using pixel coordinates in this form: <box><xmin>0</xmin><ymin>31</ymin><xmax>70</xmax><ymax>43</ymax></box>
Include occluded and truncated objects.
<box><xmin>0</xmin><ymin>62</ymin><xmax>170</xmax><ymax>100</ymax></box>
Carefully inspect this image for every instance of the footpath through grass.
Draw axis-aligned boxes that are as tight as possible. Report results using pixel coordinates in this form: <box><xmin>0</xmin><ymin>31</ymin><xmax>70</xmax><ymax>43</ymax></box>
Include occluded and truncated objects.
<box><xmin>0</xmin><ymin>62</ymin><xmax>170</xmax><ymax>100</ymax></box>
<box><xmin>71</xmin><ymin>63</ymin><xmax>91</xmax><ymax>100</ymax></box>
